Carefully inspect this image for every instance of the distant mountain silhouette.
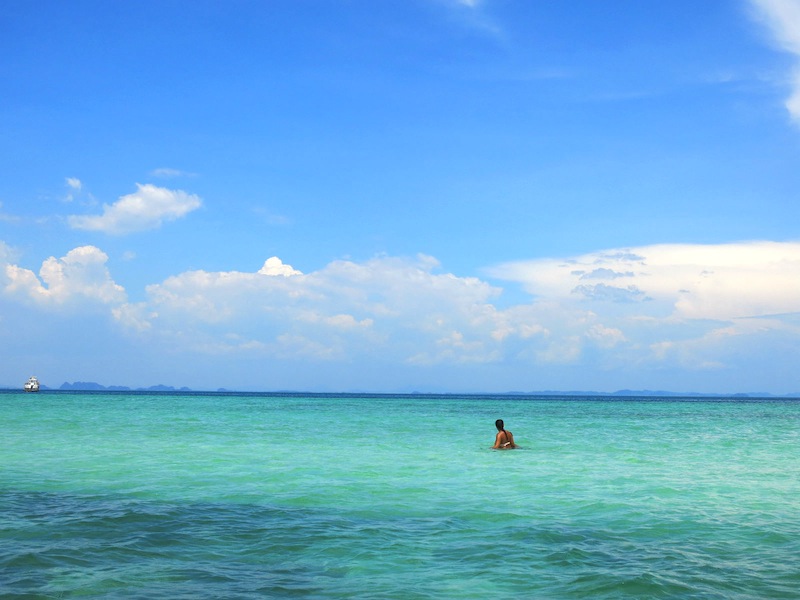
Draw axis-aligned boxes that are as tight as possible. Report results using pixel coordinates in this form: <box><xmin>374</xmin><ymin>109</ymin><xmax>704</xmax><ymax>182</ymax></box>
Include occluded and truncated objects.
<box><xmin>1</xmin><ymin>381</ymin><xmax>796</xmax><ymax>397</ymax></box>
<box><xmin>58</xmin><ymin>381</ymin><xmax>192</xmax><ymax>392</ymax></box>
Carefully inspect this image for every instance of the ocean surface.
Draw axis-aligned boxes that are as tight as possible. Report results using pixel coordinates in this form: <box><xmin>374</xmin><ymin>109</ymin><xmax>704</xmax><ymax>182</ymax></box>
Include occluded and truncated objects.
<box><xmin>2</xmin><ymin>391</ymin><xmax>799</xmax><ymax>599</ymax></box>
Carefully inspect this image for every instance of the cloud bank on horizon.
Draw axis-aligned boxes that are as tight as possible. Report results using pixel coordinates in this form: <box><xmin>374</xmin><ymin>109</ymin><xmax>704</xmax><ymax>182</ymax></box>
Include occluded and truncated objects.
<box><xmin>1</xmin><ymin>0</ymin><xmax>799</xmax><ymax>393</ymax></box>
<box><xmin>2</xmin><ymin>238</ymin><xmax>799</xmax><ymax>392</ymax></box>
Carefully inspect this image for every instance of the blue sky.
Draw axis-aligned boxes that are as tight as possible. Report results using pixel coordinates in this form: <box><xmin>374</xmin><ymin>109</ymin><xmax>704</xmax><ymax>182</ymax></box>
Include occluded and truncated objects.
<box><xmin>2</xmin><ymin>0</ymin><xmax>799</xmax><ymax>393</ymax></box>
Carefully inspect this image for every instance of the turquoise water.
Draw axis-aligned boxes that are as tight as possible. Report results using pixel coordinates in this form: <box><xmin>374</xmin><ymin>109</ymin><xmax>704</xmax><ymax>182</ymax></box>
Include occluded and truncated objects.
<box><xmin>2</xmin><ymin>392</ymin><xmax>800</xmax><ymax>599</ymax></box>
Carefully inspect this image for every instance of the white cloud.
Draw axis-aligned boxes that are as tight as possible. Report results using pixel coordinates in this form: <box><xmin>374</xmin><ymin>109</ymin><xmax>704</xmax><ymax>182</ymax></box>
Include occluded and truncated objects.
<box><xmin>67</xmin><ymin>183</ymin><xmax>202</xmax><ymax>235</ymax></box>
<box><xmin>750</xmin><ymin>0</ymin><xmax>800</xmax><ymax>123</ymax></box>
<box><xmin>586</xmin><ymin>324</ymin><xmax>627</xmax><ymax>348</ymax></box>
<box><xmin>3</xmin><ymin>240</ymin><xmax>799</xmax><ymax>391</ymax></box>
<box><xmin>3</xmin><ymin>245</ymin><xmax>126</xmax><ymax>308</ymax></box>
<box><xmin>111</xmin><ymin>302</ymin><xmax>153</xmax><ymax>333</ymax></box>
<box><xmin>127</xmin><ymin>254</ymin><xmax>503</xmax><ymax>363</ymax></box>
<box><xmin>63</xmin><ymin>177</ymin><xmax>83</xmax><ymax>202</ymax></box>
<box><xmin>490</xmin><ymin>241</ymin><xmax>800</xmax><ymax>321</ymax></box>
<box><xmin>258</xmin><ymin>257</ymin><xmax>302</xmax><ymax>276</ymax></box>
<box><xmin>103</xmin><ymin>241</ymin><xmax>798</xmax><ymax>376</ymax></box>
<box><xmin>0</xmin><ymin>240</ymin><xmax>19</xmax><ymax>264</ymax></box>
<box><xmin>789</xmin><ymin>71</ymin><xmax>800</xmax><ymax>118</ymax></box>
<box><xmin>489</xmin><ymin>241</ymin><xmax>800</xmax><ymax>371</ymax></box>
<box><xmin>752</xmin><ymin>0</ymin><xmax>800</xmax><ymax>54</ymax></box>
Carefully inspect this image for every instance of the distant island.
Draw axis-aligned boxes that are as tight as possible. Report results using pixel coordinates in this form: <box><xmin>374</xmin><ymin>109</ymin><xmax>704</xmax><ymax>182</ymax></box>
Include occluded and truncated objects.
<box><xmin>58</xmin><ymin>381</ymin><xmax>194</xmax><ymax>392</ymax></box>
<box><xmin>2</xmin><ymin>381</ymin><xmax>798</xmax><ymax>397</ymax></box>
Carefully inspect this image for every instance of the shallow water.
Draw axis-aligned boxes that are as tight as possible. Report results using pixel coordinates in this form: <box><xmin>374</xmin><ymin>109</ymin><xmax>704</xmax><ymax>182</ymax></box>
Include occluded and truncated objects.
<box><xmin>2</xmin><ymin>392</ymin><xmax>800</xmax><ymax>598</ymax></box>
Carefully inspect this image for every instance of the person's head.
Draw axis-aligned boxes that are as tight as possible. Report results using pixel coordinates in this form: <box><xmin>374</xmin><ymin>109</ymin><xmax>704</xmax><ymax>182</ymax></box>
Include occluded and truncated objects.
<box><xmin>495</xmin><ymin>419</ymin><xmax>504</xmax><ymax>431</ymax></box>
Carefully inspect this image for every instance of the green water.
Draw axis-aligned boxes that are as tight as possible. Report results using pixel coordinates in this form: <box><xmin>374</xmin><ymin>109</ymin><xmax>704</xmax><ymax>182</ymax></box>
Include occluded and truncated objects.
<box><xmin>2</xmin><ymin>392</ymin><xmax>800</xmax><ymax>598</ymax></box>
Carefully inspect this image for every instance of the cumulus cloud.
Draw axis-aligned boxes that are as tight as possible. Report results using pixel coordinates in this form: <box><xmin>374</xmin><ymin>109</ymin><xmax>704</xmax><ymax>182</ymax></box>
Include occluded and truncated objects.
<box><xmin>68</xmin><ymin>183</ymin><xmax>201</xmax><ymax>234</ymax></box>
<box><xmin>111</xmin><ymin>302</ymin><xmax>153</xmax><ymax>333</ymax></box>
<box><xmin>750</xmin><ymin>0</ymin><xmax>800</xmax><ymax>124</ymax></box>
<box><xmin>489</xmin><ymin>241</ymin><xmax>800</xmax><ymax>371</ymax></box>
<box><xmin>3</xmin><ymin>240</ymin><xmax>799</xmax><ymax>390</ymax></box>
<box><xmin>95</xmin><ymin>241</ymin><xmax>796</xmax><ymax>376</ymax></box>
<box><xmin>490</xmin><ymin>242</ymin><xmax>800</xmax><ymax>321</ymax></box>
<box><xmin>258</xmin><ymin>257</ymin><xmax>302</xmax><ymax>276</ymax></box>
<box><xmin>572</xmin><ymin>283</ymin><xmax>648</xmax><ymax>303</ymax></box>
<box><xmin>0</xmin><ymin>240</ymin><xmax>18</xmax><ymax>263</ymax></box>
<box><xmin>3</xmin><ymin>245</ymin><xmax>126</xmax><ymax>308</ymax></box>
<box><xmin>126</xmin><ymin>254</ymin><xmax>504</xmax><ymax>363</ymax></box>
<box><xmin>586</xmin><ymin>324</ymin><xmax>627</xmax><ymax>348</ymax></box>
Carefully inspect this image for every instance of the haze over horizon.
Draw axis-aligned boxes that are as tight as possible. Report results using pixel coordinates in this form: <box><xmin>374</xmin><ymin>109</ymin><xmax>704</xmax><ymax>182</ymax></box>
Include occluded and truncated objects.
<box><xmin>2</xmin><ymin>1</ymin><xmax>799</xmax><ymax>394</ymax></box>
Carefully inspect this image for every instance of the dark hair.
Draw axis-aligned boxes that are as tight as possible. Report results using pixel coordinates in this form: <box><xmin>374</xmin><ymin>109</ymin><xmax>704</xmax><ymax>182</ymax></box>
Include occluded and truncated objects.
<box><xmin>495</xmin><ymin>419</ymin><xmax>504</xmax><ymax>431</ymax></box>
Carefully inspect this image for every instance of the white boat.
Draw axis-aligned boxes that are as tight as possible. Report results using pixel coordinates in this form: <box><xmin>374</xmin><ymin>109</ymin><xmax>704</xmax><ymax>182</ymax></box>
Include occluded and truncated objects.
<box><xmin>24</xmin><ymin>376</ymin><xmax>40</xmax><ymax>392</ymax></box>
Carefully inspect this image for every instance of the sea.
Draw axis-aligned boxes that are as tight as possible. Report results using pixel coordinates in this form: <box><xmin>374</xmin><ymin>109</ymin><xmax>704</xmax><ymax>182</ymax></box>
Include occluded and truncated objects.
<box><xmin>2</xmin><ymin>391</ymin><xmax>799</xmax><ymax>599</ymax></box>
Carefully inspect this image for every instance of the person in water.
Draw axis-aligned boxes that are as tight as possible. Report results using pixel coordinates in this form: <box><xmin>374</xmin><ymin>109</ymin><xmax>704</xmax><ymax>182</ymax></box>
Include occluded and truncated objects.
<box><xmin>492</xmin><ymin>419</ymin><xmax>516</xmax><ymax>449</ymax></box>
